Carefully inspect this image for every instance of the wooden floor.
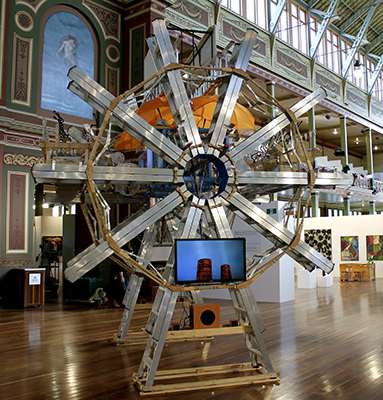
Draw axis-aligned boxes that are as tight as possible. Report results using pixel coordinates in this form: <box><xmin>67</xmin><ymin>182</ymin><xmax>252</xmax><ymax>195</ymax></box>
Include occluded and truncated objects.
<box><xmin>1</xmin><ymin>279</ymin><xmax>383</xmax><ymax>399</ymax></box>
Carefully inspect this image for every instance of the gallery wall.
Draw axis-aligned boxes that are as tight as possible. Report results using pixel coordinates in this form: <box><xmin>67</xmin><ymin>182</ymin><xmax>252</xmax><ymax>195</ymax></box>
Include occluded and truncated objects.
<box><xmin>300</xmin><ymin>214</ymin><xmax>383</xmax><ymax>278</ymax></box>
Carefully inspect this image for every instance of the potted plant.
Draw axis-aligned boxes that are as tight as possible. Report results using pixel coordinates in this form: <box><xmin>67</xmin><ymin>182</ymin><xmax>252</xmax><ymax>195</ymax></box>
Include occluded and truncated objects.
<box><xmin>367</xmin><ymin>256</ymin><xmax>375</xmax><ymax>265</ymax></box>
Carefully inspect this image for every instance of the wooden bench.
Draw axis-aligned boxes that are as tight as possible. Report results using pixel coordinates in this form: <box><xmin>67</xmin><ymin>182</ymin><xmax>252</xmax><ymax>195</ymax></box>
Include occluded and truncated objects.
<box><xmin>339</xmin><ymin>263</ymin><xmax>375</xmax><ymax>282</ymax></box>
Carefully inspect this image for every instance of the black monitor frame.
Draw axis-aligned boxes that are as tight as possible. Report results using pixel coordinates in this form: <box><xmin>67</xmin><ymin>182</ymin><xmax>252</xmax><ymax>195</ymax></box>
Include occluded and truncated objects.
<box><xmin>174</xmin><ymin>237</ymin><xmax>246</xmax><ymax>285</ymax></box>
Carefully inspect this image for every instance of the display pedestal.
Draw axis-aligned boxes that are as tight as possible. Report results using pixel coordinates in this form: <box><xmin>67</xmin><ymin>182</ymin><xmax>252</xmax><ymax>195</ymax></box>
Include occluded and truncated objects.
<box><xmin>2</xmin><ymin>268</ymin><xmax>46</xmax><ymax>308</ymax></box>
<box><xmin>297</xmin><ymin>269</ymin><xmax>316</xmax><ymax>289</ymax></box>
<box><xmin>317</xmin><ymin>275</ymin><xmax>333</xmax><ymax>287</ymax></box>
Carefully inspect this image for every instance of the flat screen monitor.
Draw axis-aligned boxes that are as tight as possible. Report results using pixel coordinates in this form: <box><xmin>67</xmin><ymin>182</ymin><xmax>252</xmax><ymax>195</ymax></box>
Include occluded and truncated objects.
<box><xmin>174</xmin><ymin>238</ymin><xmax>246</xmax><ymax>285</ymax></box>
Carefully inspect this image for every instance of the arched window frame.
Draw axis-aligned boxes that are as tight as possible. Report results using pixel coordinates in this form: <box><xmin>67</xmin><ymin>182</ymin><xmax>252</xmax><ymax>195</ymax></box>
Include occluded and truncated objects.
<box><xmin>37</xmin><ymin>5</ymin><xmax>99</xmax><ymax>124</ymax></box>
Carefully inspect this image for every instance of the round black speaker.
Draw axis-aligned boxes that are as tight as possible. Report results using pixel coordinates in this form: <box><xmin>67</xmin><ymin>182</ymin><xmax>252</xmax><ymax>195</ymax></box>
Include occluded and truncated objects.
<box><xmin>200</xmin><ymin>309</ymin><xmax>216</xmax><ymax>326</ymax></box>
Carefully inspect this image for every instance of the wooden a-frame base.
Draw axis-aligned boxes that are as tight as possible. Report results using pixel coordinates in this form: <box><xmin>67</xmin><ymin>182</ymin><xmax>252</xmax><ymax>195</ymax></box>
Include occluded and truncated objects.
<box><xmin>133</xmin><ymin>362</ymin><xmax>280</xmax><ymax>395</ymax></box>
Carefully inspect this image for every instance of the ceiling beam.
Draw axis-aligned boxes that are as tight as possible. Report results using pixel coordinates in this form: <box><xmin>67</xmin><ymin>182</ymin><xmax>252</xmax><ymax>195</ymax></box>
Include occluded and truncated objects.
<box><xmin>269</xmin><ymin>0</ymin><xmax>288</xmax><ymax>36</ymax></box>
<box><xmin>341</xmin><ymin>5</ymin><xmax>378</xmax><ymax>78</ymax></box>
<box><xmin>365</xmin><ymin>33</ymin><xmax>383</xmax><ymax>52</ymax></box>
<box><xmin>310</xmin><ymin>0</ymin><xmax>340</xmax><ymax>59</ymax></box>
<box><xmin>368</xmin><ymin>56</ymin><xmax>383</xmax><ymax>93</ymax></box>
<box><xmin>339</xmin><ymin>0</ymin><xmax>383</xmax><ymax>32</ymax></box>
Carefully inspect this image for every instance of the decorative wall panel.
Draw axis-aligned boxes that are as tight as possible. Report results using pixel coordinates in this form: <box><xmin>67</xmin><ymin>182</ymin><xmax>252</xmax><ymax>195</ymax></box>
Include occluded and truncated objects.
<box><xmin>0</xmin><ymin>258</ymin><xmax>34</xmax><ymax>268</ymax></box>
<box><xmin>166</xmin><ymin>0</ymin><xmax>213</xmax><ymax>30</ymax></box>
<box><xmin>11</xmin><ymin>33</ymin><xmax>33</xmax><ymax>106</ymax></box>
<box><xmin>345</xmin><ymin>84</ymin><xmax>368</xmax><ymax>116</ymax></box>
<box><xmin>126</xmin><ymin>1</ymin><xmax>166</xmax><ymax>19</ymax></box>
<box><xmin>304</xmin><ymin>229</ymin><xmax>332</xmax><ymax>260</ymax></box>
<box><xmin>370</xmin><ymin>98</ymin><xmax>383</xmax><ymax>123</ymax></box>
<box><xmin>106</xmin><ymin>44</ymin><xmax>120</xmax><ymax>62</ymax></box>
<box><xmin>0</xmin><ymin>133</ymin><xmax>40</xmax><ymax>149</ymax></box>
<box><xmin>15</xmin><ymin>0</ymin><xmax>46</xmax><ymax>13</ymax></box>
<box><xmin>314</xmin><ymin>66</ymin><xmax>342</xmax><ymax>103</ymax></box>
<box><xmin>15</xmin><ymin>11</ymin><xmax>34</xmax><ymax>32</ymax></box>
<box><xmin>3</xmin><ymin>153</ymin><xmax>43</xmax><ymax>167</ymax></box>
<box><xmin>220</xmin><ymin>17</ymin><xmax>270</xmax><ymax>65</ymax></box>
<box><xmin>83</xmin><ymin>0</ymin><xmax>120</xmax><ymax>41</ymax></box>
<box><xmin>0</xmin><ymin>145</ymin><xmax>2</xmax><ymax>255</ymax></box>
<box><xmin>105</xmin><ymin>64</ymin><xmax>119</xmax><ymax>96</ymax></box>
<box><xmin>130</xmin><ymin>25</ymin><xmax>145</xmax><ymax>89</ymax></box>
<box><xmin>273</xmin><ymin>40</ymin><xmax>310</xmax><ymax>88</ymax></box>
<box><xmin>6</xmin><ymin>171</ymin><xmax>28</xmax><ymax>253</ymax></box>
<box><xmin>0</xmin><ymin>0</ymin><xmax>5</xmax><ymax>100</ymax></box>
<box><xmin>171</xmin><ymin>0</ymin><xmax>209</xmax><ymax>26</ymax></box>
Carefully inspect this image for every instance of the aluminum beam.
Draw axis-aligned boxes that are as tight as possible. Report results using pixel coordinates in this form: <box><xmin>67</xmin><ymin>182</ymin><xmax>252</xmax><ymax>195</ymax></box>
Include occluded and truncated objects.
<box><xmin>237</xmin><ymin>170</ymin><xmax>353</xmax><ymax>187</ymax></box>
<box><xmin>237</xmin><ymin>171</ymin><xmax>309</xmax><ymax>186</ymax></box>
<box><xmin>67</xmin><ymin>67</ymin><xmax>190</xmax><ymax>168</ymax></box>
<box><xmin>151</xmin><ymin>19</ymin><xmax>204</xmax><ymax>156</ymax></box>
<box><xmin>207</xmin><ymin>28</ymin><xmax>257</xmax><ymax>157</ymax></box>
<box><xmin>32</xmin><ymin>164</ymin><xmax>184</xmax><ymax>186</ymax></box>
<box><xmin>207</xmin><ymin>197</ymin><xmax>234</xmax><ymax>238</ymax></box>
<box><xmin>222</xmin><ymin>188</ymin><xmax>334</xmax><ymax>273</ymax></box>
<box><xmin>226</xmin><ymin>88</ymin><xmax>327</xmax><ymax>169</ymax></box>
<box><xmin>180</xmin><ymin>197</ymin><xmax>206</xmax><ymax>238</ymax></box>
<box><xmin>65</xmin><ymin>186</ymin><xmax>191</xmax><ymax>282</ymax></box>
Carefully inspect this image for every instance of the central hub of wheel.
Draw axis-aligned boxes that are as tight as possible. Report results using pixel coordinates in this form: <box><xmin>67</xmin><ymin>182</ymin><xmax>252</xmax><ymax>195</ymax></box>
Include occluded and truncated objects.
<box><xmin>183</xmin><ymin>154</ymin><xmax>228</xmax><ymax>199</ymax></box>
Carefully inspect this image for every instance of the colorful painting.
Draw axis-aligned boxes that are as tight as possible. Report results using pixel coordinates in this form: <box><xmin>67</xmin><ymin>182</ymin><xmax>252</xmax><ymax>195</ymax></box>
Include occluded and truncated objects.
<box><xmin>41</xmin><ymin>11</ymin><xmax>95</xmax><ymax>119</ymax></box>
<box><xmin>304</xmin><ymin>229</ymin><xmax>332</xmax><ymax>260</ymax></box>
<box><xmin>341</xmin><ymin>236</ymin><xmax>359</xmax><ymax>261</ymax></box>
<box><xmin>366</xmin><ymin>235</ymin><xmax>383</xmax><ymax>260</ymax></box>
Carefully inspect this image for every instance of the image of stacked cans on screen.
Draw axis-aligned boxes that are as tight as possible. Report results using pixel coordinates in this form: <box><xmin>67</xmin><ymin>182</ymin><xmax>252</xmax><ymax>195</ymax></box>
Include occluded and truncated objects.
<box><xmin>221</xmin><ymin>264</ymin><xmax>232</xmax><ymax>280</ymax></box>
<box><xmin>197</xmin><ymin>258</ymin><xmax>212</xmax><ymax>281</ymax></box>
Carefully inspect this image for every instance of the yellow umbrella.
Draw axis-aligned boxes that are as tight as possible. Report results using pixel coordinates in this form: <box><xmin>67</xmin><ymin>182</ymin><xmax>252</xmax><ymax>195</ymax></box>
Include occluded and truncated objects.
<box><xmin>191</xmin><ymin>94</ymin><xmax>255</xmax><ymax>130</ymax></box>
<box><xmin>115</xmin><ymin>95</ymin><xmax>255</xmax><ymax>151</ymax></box>
<box><xmin>136</xmin><ymin>96</ymin><xmax>174</xmax><ymax>127</ymax></box>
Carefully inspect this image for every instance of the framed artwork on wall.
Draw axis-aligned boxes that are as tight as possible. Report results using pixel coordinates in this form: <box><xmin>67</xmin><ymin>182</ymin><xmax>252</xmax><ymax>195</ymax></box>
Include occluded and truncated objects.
<box><xmin>341</xmin><ymin>236</ymin><xmax>359</xmax><ymax>261</ymax></box>
<box><xmin>41</xmin><ymin>10</ymin><xmax>95</xmax><ymax>119</ymax></box>
<box><xmin>366</xmin><ymin>235</ymin><xmax>383</xmax><ymax>260</ymax></box>
<box><xmin>304</xmin><ymin>229</ymin><xmax>332</xmax><ymax>260</ymax></box>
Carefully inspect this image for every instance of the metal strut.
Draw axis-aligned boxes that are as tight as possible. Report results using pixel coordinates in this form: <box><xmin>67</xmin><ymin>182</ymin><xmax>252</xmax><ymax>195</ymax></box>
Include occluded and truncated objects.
<box><xmin>116</xmin><ymin>274</ymin><xmax>144</xmax><ymax>341</ymax></box>
<box><xmin>229</xmin><ymin>286</ymin><xmax>274</xmax><ymax>373</ymax></box>
<box><xmin>115</xmin><ymin>222</ymin><xmax>159</xmax><ymax>341</ymax></box>
<box><xmin>137</xmin><ymin>286</ymin><xmax>179</xmax><ymax>387</ymax></box>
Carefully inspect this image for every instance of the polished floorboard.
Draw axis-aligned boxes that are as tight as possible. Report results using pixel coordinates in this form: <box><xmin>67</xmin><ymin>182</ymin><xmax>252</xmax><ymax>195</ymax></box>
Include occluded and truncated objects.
<box><xmin>1</xmin><ymin>279</ymin><xmax>383</xmax><ymax>400</ymax></box>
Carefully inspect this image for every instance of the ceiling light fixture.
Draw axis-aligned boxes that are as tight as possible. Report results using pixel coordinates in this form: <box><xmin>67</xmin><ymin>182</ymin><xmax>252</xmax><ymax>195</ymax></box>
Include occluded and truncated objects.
<box><xmin>354</xmin><ymin>60</ymin><xmax>364</xmax><ymax>79</ymax></box>
<box><xmin>356</xmin><ymin>138</ymin><xmax>359</xmax><ymax>144</ymax></box>
<box><xmin>374</xmin><ymin>145</ymin><xmax>378</xmax><ymax>150</ymax></box>
<box><xmin>333</xmin><ymin>128</ymin><xmax>338</xmax><ymax>135</ymax></box>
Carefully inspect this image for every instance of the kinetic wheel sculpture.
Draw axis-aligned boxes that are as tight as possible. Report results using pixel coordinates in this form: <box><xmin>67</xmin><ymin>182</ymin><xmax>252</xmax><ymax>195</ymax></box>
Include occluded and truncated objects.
<box><xmin>33</xmin><ymin>19</ymin><xmax>355</xmax><ymax>394</ymax></box>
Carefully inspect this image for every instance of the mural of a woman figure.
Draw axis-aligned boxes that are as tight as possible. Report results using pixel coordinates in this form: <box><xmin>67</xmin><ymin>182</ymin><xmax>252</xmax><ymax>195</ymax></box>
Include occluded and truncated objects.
<box><xmin>41</xmin><ymin>11</ymin><xmax>94</xmax><ymax>119</ymax></box>
<box><xmin>56</xmin><ymin>35</ymin><xmax>79</xmax><ymax>69</ymax></box>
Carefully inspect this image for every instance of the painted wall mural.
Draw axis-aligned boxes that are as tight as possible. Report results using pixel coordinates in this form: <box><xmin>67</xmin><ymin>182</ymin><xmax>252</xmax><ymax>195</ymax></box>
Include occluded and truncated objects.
<box><xmin>341</xmin><ymin>236</ymin><xmax>359</xmax><ymax>261</ymax></box>
<box><xmin>304</xmin><ymin>229</ymin><xmax>332</xmax><ymax>260</ymax></box>
<box><xmin>366</xmin><ymin>235</ymin><xmax>383</xmax><ymax>260</ymax></box>
<box><xmin>41</xmin><ymin>11</ymin><xmax>94</xmax><ymax>119</ymax></box>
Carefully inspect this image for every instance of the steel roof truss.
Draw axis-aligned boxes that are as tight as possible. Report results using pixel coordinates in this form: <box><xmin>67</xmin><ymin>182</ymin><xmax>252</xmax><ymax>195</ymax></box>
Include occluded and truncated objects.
<box><xmin>368</xmin><ymin>56</ymin><xmax>383</xmax><ymax>93</ymax></box>
<box><xmin>341</xmin><ymin>5</ymin><xmax>378</xmax><ymax>78</ymax></box>
<box><xmin>310</xmin><ymin>0</ymin><xmax>340</xmax><ymax>59</ymax></box>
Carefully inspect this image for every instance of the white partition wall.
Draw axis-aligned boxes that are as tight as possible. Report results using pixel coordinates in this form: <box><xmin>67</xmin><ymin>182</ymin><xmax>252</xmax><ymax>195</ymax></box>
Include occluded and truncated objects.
<box><xmin>203</xmin><ymin>202</ymin><xmax>295</xmax><ymax>303</ymax></box>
